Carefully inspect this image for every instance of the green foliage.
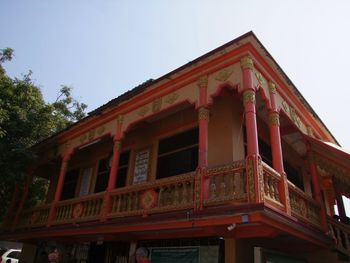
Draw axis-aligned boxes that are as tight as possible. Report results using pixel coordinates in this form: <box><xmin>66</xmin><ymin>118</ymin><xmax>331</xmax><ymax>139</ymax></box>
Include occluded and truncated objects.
<box><xmin>0</xmin><ymin>48</ymin><xmax>87</xmax><ymax>221</ymax></box>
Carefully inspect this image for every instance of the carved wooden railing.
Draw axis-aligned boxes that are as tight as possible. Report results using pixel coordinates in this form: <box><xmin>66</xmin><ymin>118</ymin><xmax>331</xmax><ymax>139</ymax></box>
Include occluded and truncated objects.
<box><xmin>17</xmin><ymin>204</ymin><xmax>50</xmax><ymax>228</ymax></box>
<box><xmin>288</xmin><ymin>182</ymin><xmax>321</xmax><ymax>226</ymax></box>
<box><xmin>108</xmin><ymin>172</ymin><xmax>196</xmax><ymax>217</ymax></box>
<box><xmin>328</xmin><ymin>217</ymin><xmax>350</xmax><ymax>256</ymax></box>
<box><xmin>53</xmin><ymin>193</ymin><xmax>104</xmax><ymax>224</ymax></box>
<box><xmin>204</xmin><ymin>160</ymin><xmax>247</xmax><ymax>206</ymax></box>
<box><xmin>262</xmin><ymin>163</ymin><xmax>282</xmax><ymax>206</ymax></box>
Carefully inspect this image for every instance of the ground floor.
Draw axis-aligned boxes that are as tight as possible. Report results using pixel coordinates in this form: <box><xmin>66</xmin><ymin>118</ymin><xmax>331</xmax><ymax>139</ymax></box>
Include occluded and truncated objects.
<box><xmin>18</xmin><ymin>235</ymin><xmax>346</xmax><ymax>263</ymax></box>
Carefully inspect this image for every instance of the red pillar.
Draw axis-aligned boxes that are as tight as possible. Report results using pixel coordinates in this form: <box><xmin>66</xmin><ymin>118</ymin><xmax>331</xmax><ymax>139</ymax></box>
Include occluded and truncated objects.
<box><xmin>197</xmin><ymin>76</ymin><xmax>210</xmax><ymax>209</ymax></box>
<box><xmin>101</xmin><ymin>115</ymin><xmax>123</xmax><ymax>220</ymax></box>
<box><xmin>268</xmin><ymin>81</ymin><xmax>290</xmax><ymax>214</ymax></box>
<box><xmin>240</xmin><ymin>56</ymin><xmax>263</xmax><ymax>203</ymax></box>
<box><xmin>47</xmin><ymin>151</ymin><xmax>72</xmax><ymax>226</ymax></box>
<box><xmin>308</xmin><ymin>152</ymin><xmax>328</xmax><ymax>230</ymax></box>
<box><xmin>13</xmin><ymin>174</ymin><xmax>33</xmax><ymax>228</ymax></box>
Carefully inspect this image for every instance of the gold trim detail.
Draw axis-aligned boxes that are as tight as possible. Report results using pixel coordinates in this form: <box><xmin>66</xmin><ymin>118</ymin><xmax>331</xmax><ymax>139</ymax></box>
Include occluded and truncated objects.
<box><xmin>117</xmin><ymin>115</ymin><xmax>123</xmax><ymax>124</ymax></box>
<box><xmin>282</xmin><ymin>101</ymin><xmax>302</xmax><ymax>128</ymax></box>
<box><xmin>243</xmin><ymin>90</ymin><xmax>255</xmax><ymax>105</ymax></box>
<box><xmin>97</xmin><ymin>126</ymin><xmax>105</xmax><ymax>135</ymax></box>
<box><xmin>240</xmin><ymin>56</ymin><xmax>254</xmax><ymax>70</ymax></box>
<box><xmin>269</xmin><ymin>112</ymin><xmax>280</xmax><ymax>126</ymax></box>
<box><xmin>114</xmin><ymin>140</ymin><xmax>122</xmax><ymax>151</ymax></box>
<box><xmin>247</xmin><ymin>158</ymin><xmax>255</xmax><ymax>202</ymax></box>
<box><xmin>138</xmin><ymin>105</ymin><xmax>149</xmax><ymax>116</ymax></box>
<box><xmin>88</xmin><ymin>129</ymin><xmax>96</xmax><ymax>141</ymax></box>
<box><xmin>197</xmin><ymin>75</ymin><xmax>208</xmax><ymax>89</ymax></box>
<box><xmin>198</xmin><ymin>107</ymin><xmax>209</xmax><ymax>120</ymax></box>
<box><xmin>255</xmin><ymin>72</ymin><xmax>265</xmax><ymax>85</ymax></box>
<box><xmin>257</xmin><ymin>157</ymin><xmax>264</xmax><ymax>202</ymax></box>
<box><xmin>307</xmin><ymin>126</ymin><xmax>314</xmax><ymax>137</ymax></box>
<box><xmin>215</xmin><ymin>68</ymin><xmax>234</xmax><ymax>81</ymax></box>
<box><xmin>268</xmin><ymin>81</ymin><xmax>277</xmax><ymax>94</ymax></box>
<box><xmin>152</xmin><ymin>98</ymin><xmax>162</xmax><ymax>113</ymax></box>
<box><xmin>165</xmin><ymin>92</ymin><xmax>179</xmax><ymax>104</ymax></box>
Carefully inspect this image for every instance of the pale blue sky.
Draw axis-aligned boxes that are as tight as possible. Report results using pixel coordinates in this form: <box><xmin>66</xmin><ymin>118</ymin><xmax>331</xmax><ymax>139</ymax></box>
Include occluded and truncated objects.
<box><xmin>1</xmin><ymin>0</ymin><xmax>350</xmax><ymax>213</ymax></box>
<box><xmin>1</xmin><ymin>0</ymin><xmax>350</xmax><ymax>151</ymax></box>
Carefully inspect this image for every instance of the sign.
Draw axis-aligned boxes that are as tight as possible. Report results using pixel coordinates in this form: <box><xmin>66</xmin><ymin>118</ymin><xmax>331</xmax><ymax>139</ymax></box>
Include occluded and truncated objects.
<box><xmin>79</xmin><ymin>167</ymin><xmax>93</xmax><ymax>196</ymax></box>
<box><xmin>150</xmin><ymin>247</ymin><xmax>199</xmax><ymax>263</ymax></box>
<box><xmin>133</xmin><ymin>149</ymin><xmax>150</xmax><ymax>184</ymax></box>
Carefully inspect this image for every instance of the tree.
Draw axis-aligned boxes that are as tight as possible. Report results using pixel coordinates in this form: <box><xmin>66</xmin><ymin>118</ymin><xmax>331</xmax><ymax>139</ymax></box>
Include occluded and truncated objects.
<box><xmin>0</xmin><ymin>48</ymin><xmax>87</xmax><ymax>221</ymax></box>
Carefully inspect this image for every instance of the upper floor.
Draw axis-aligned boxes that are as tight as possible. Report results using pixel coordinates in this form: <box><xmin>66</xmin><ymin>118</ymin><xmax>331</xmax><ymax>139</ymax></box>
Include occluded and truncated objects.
<box><xmin>3</xmin><ymin>32</ymin><xmax>350</xmax><ymax>257</ymax></box>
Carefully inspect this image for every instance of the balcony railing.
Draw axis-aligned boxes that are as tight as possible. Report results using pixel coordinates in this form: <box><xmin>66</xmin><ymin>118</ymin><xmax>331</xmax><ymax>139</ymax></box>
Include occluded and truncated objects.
<box><xmin>204</xmin><ymin>160</ymin><xmax>247</xmax><ymax>206</ymax></box>
<box><xmin>328</xmin><ymin>217</ymin><xmax>350</xmax><ymax>257</ymax></box>
<box><xmin>12</xmin><ymin>160</ymin><xmax>324</xmax><ymax>231</ymax></box>
<box><xmin>288</xmin><ymin>182</ymin><xmax>321</xmax><ymax>226</ymax></box>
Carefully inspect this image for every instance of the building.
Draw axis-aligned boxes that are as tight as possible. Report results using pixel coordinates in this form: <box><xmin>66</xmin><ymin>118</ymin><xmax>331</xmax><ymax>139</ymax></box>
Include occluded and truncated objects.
<box><xmin>1</xmin><ymin>32</ymin><xmax>350</xmax><ymax>263</ymax></box>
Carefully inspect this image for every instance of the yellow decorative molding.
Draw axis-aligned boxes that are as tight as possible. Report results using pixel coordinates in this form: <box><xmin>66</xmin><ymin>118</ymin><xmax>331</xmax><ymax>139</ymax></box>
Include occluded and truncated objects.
<box><xmin>138</xmin><ymin>105</ymin><xmax>149</xmax><ymax>116</ymax></box>
<box><xmin>282</xmin><ymin>101</ymin><xmax>302</xmax><ymax>128</ymax></box>
<box><xmin>247</xmin><ymin>159</ymin><xmax>256</xmax><ymax>202</ymax></box>
<box><xmin>88</xmin><ymin>129</ymin><xmax>96</xmax><ymax>141</ymax></box>
<box><xmin>114</xmin><ymin>140</ymin><xmax>122</xmax><ymax>151</ymax></box>
<box><xmin>215</xmin><ymin>67</ymin><xmax>234</xmax><ymax>81</ymax></box>
<box><xmin>97</xmin><ymin>126</ymin><xmax>105</xmax><ymax>135</ymax></box>
<box><xmin>198</xmin><ymin>107</ymin><xmax>209</xmax><ymax>120</ymax></box>
<box><xmin>197</xmin><ymin>75</ymin><xmax>208</xmax><ymax>89</ymax></box>
<box><xmin>282</xmin><ymin>101</ymin><xmax>289</xmax><ymax>113</ymax></box>
<box><xmin>255</xmin><ymin>71</ymin><xmax>265</xmax><ymax>85</ymax></box>
<box><xmin>243</xmin><ymin>90</ymin><xmax>256</xmax><ymax>105</ymax></box>
<box><xmin>117</xmin><ymin>115</ymin><xmax>123</xmax><ymax>124</ymax></box>
<box><xmin>165</xmin><ymin>92</ymin><xmax>179</xmax><ymax>104</ymax></box>
<box><xmin>307</xmin><ymin>126</ymin><xmax>314</xmax><ymax>137</ymax></box>
<box><xmin>269</xmin><ymin>112</ymin><xmax>280</xmax><ymax>126</ymax></box>
<box><xmin>257</xmin><ymin>157</ymin><xmax>265</xmax><ymax>202</ymax></box>
<box><xmin>268</xmin><ymin>81</ymin><xmax>277</xmax><ymax>94</ymax></box>
<box><xmin>240</xmin><ymin>56</ymin><xmax>254</xmax><ymax>70</ymax></box>
<box><xmin>152</xmin><ymin>98</ymin><xmax>162</xmax><ymax>113</ymax></box>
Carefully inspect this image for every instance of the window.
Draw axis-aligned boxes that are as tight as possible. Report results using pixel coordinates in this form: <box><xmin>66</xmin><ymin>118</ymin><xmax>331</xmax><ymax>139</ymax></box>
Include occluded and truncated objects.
<box><xmin>94</xmin><ymin>155</ymin><xmax>112</xmax><ymax>193</ymax></box>
<box><xmin>156</xmin><ymin>128</ymin><xmax>198</xmax><ymax>179</ymax></box>
<box><xmin>116</xmin><ymin>151</ymin><xmax>130</xmax><ymax>188</ymax></box>
<box><xmin>61</xmin><ymin>168</ymin><xmax>80</xmax><ymax>200</ymax></box>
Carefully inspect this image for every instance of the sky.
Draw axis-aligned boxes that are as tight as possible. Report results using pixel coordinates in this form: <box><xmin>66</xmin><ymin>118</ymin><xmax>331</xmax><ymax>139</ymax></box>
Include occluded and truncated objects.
<box><xmin>1</xmin><ymin>0</ymin><xmax>350</xmax><ymax>212</ymax></box>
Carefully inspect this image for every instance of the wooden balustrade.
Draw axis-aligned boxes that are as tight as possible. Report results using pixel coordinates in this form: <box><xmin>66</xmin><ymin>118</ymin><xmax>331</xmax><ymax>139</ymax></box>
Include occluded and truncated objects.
<box><xmin>109</xmin><ymin>172</ymin><xmax>196</xmax><ymax>217</ymax></box>
<box><xmin>262</xmin><ymin>163</ymin><xmax>282</xmax><ymax>205</ymax></box>
<box><xmin>204</xmin><ymin>161</ymin><xmax>247</xmax><ymax>206</ymax></box>
<box><xmin>328</xmin><ymin>217</ymin><xmax>350</xmax><ymax>256</ymax></box>
<box><xmin>17</xmin><ymin>204</ymin><xmax>50</xmax><ymax>228</ymax></box>
<box><xmin>288</xmin><ymin>182</ymin><xmax>321</xmax><ymax>226</ymax></box>
<box><xmin>53</xmin><ymin>193</ymin><xmax>104</xmax><ymax>224</ymax></box>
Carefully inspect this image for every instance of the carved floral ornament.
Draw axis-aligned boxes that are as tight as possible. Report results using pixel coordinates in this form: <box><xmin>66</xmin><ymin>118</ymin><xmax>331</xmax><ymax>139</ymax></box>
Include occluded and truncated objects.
<box><xmin>79</xmin><ymin>126</ymin><xmax>106</xmax><ymax>143</ymax></box>
<box><xmin>247</xmin><ymin>158</ymin><xmax>256</xmax><ymax>202</ymax></box>
<box><xmin>240</xmin><ymin>56</ymin><xmax>254</xmax><ymax>70</ymax></box>
<box><xmin>282</xmin><ymin>101</ymin><xmax>302</xmax><ymax>128</ymax></box>
<box><xmin>198</xmin><ymin>107</ymin><xmax>210</xmax><ymax>120</ymax></box>
<box><xmin>138</xmin><ymin>105</ymin><xmax>149</xmax><ymax>117</ymax></box>
<box><xmin>117</xmin><ymin>114</ymin><xmax>124</xmax><ymax>124</ymax></box>
<box><xmin>268</xmin><ymin>81</ymin><xmax>277</xmax><ymax>94</ymax></box>
<box><xmin>215</xmin><ymin>67</ymin><xmax>234</xmax><ymax>82</ymax></box>
<box><xmin>269</xmin><ymin>112</ymin><xmax>280</xmax><ymax>126</ymax></box>
<box><xmin>152</xmin><ymin>97</ymin><xmax>162</xmax><ymax>112</ymax></box>
<box><xmin>243</xmin><ymin>90</ymin><xmax>256</xmax><ymax>105</ymax></box>
<box><xmin>255</xmin><ymin>71</ymin><xmax>265</xmax><ymax>85</ymax></box>
<box><xmin>114</xmin><ymin>140</ymin><xmax>122</xmax><ymax>151</ymax></box>
<box><xmin>165</xmin><ymin>92</ymin><xmax>179</xmax><ymax>104</ymax></box>
<box><xmin>197</xmin><ymin>75</ymin><xmax>208</xmax><ymax>89</ymax></box>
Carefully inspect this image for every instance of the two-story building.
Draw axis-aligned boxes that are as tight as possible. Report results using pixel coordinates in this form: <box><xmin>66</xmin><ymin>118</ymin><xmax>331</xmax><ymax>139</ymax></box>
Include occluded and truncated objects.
<box><xmin>1</xmin><ymin>32</ymin><xmax>350</xmax><ymax>263</ymax></box>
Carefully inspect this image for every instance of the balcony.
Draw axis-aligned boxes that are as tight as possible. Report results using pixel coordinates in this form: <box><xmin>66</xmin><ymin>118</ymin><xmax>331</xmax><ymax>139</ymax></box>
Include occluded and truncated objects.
<box><xmin>11</xmin><ymin>160</ymin><xmax>327</xmax><ymax>233</ymax></box>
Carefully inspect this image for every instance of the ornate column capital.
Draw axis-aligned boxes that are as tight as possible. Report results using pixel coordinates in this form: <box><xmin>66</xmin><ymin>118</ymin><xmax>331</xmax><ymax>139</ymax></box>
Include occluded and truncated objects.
<box><xmin>240</xmin><ymin>56</ymin><xmax>254</xmax><ymax>70</ymax></box>
<box><xmin>198</xmin><ymin>107</ymin><xmax>209</xmax><ymax>121</ymax></box>
<box><xmin>113</xmin><ymin>140</ymin><xmax>122</xmax><ymax>151</ymax></box>
<box><xmin>268</xmin><ymin>81</ymin><xmax>277</xmax><ymax>94</ymax></box>
<box><xmin>197</xmin><ymin>75</ymin><xmax>208</xmax><ymax>89</ymax></box>
<box><xmin>243</xmin><ymin>90</ymin><xmax>256</xmax><ymax>105</ymax></box>
<box><xmin>268</xmin><ymin>111</ymin><xmax>280</xmax><ymax>126</ymax></box>
<box><xmin>117</xmin><ymin>114</ymin><xmax>124</xmax><ymax>124</ymax></box>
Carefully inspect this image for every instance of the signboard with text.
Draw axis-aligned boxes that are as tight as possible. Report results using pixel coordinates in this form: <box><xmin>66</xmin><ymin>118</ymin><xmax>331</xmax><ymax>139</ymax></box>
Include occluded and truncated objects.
<box><xmin>133</xmin><ymin>149</ymin><xmax>150</xmax><ymax>184</ymax></box>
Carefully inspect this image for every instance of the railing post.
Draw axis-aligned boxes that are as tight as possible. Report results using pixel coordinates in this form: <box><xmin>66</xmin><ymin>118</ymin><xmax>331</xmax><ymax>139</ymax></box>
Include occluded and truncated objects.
<box><xmin>101</xmin><ymin>115</ymin><xmax>123</xmax><ymax>221</ymax></box>
<box><xmin>47</xmin><ymin>151</ymin><xmax>72</xmax><ymax>226</ymax></box>
<box><xmin>268</xmin><ymin>81</ymin><xmax>290</xmax><ymax>215</ymax></box>
<box><xmin>240</xmin><ymin>56</ymin><xmax>264</xmax><ymax>203</ymax></box>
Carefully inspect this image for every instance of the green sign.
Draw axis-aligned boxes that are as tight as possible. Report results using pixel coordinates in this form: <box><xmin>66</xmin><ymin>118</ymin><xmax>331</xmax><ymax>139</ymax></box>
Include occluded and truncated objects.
<box><xmin>150</xmin><ymin>247</ymin><xmax>199</xmax><ymax>263</ymax></box>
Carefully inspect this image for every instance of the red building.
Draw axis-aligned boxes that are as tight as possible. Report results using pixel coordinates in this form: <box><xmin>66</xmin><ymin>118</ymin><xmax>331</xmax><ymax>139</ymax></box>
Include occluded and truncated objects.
<box><xmin>1</xmin><ymin>32</ymin><xmax>350</xmax><ymax>263</ymax></box>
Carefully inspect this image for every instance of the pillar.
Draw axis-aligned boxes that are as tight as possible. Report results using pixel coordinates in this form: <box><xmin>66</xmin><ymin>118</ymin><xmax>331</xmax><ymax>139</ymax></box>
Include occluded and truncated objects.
<box><xmin>225</xmin><ymin>238</ymin><xmax>236</xmax><ymax>263</ymax></box>
<box><xmin>240</xmin><ymin>56</ymin><xmax>263</xmax><ymax>203</ymax></box>
<box><xmin>197</xmin><ymin>76</ymin><xmax>210</xmax><ymax>209</ymax></box>
<box><xmin>101</xmin><ymin>115</ymin><xmax>123</xmax><ymax>220</ymax></box>
<box><xmin>268</xmin><ymin>81</ymin><xmax>290</xmax><ymax>214</ymax></box>
<box><xmin>308</xmin><ymin>151</ymin><xmax>328</xmax><ymax>230</ymax></box>
<box><xmin>13</xmin><ymin>174</ymin><xmax>33</xmax><ymax>228</ymax></box>
<box><xmin>47</xmin><ymin>151</ymin><xmax>72</xmax><ymax>226</ymax></box>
